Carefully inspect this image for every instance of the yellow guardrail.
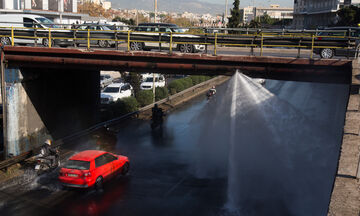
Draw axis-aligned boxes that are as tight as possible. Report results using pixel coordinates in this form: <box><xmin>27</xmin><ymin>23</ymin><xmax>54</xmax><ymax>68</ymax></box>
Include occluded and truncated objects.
<box><xmin>0</xmin><ymin>25</ymin><xmax>356</xmax><ymax>58</ymax></box>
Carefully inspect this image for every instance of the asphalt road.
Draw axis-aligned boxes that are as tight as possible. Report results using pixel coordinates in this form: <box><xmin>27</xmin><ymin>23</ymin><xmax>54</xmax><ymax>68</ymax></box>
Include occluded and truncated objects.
<box><xmin>0</xmin><ymin>88</ymin><xmax>228</xmax><ymax>216</ymax></box>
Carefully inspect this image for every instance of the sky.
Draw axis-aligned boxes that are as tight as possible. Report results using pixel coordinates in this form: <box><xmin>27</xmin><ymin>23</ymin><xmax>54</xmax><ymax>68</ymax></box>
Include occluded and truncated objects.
<box><xmin>200</xmin><ymin>0</ymin><xmax>293</xmax><ymax>7</ymax></box>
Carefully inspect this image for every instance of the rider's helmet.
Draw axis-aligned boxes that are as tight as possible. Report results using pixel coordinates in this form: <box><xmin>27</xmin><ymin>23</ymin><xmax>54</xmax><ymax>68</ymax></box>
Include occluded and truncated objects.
<box><xmin>212</xmin><ymin>85</ymin><xmax>216</xmax><ymax>89</ymax></box>
<box><xmin>154</xmin><ymin>104</ymin><xmax>158</xmax><ymax>109</ymax></box>
<box><xmin>44</xmin><ymin>139</ymin><xmax>52</xmax><ymax>146</ymax></box>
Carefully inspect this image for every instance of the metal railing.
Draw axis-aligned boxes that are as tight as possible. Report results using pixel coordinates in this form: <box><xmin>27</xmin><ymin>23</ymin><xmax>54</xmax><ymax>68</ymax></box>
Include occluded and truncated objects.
<box><xmin>0</xmin><ymin>23</ymin><xmax>358</xmax><ymax>58</ymax></box>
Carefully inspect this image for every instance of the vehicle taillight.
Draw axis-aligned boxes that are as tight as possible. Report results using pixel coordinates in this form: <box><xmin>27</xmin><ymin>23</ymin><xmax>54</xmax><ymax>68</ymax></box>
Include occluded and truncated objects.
<box><xmin>83</xmin><ymin>172</ymin><xmax>91</xmax><ymax>179</ymax></box>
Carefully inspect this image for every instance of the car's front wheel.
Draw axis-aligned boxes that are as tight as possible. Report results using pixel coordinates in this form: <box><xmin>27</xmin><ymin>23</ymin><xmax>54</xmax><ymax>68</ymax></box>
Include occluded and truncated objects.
<box><xmin>320</xmin><ymin>48</ymin><xmax>334</xmax><ymax>59</ymax></box>
<box><xmin>121</xmin><ymin>162</ymin><xmax>130</xmax><ymax>176</ymax></box>
<box><xmin>95</xmin><ymin>176</ymin><xmax>103</xmax><ymax>190</ymax></box>
<box><xmin>130</xmin><ymin>42</ymin><xmax>144</xmax><ymax>51</ymax></box>
<box><xmin>179</xmin><ymin>44</ymin><xmax>194</xmax><ymax>53</ymax></box>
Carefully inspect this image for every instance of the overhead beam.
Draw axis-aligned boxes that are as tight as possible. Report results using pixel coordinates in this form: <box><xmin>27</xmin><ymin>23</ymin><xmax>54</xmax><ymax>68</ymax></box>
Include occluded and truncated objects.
<box><xmin>2</xmin><ymin>46</ymin><xmax>353</xmax><ymax>84</ymax></box>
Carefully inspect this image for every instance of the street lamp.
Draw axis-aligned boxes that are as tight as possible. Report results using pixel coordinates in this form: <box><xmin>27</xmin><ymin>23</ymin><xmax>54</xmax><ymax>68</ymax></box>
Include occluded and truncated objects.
<box><xmin>224</xmin><ymin>0</ymin><xmax>228</xmax><ymax>27</ymax></box>
<box><xmin>154</xmin><ymin>0</ymin><xmax>157</xmax><ymax>23</ymax></box>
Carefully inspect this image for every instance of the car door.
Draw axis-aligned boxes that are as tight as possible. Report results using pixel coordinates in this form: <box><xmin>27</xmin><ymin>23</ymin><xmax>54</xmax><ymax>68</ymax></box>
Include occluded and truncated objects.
<box><xmin>103</xmin><ymin>153</ymin><xmax>119</xmax><ymax>176</ymax></box>
<box><xmin>124</xmin><ymin>84</ymin><xmax>131</xmax><ymax>97</ymax></box>
<box><xmin>21</xmin><ymin>17</ymin><xmax>37</xmax><ymax>45</ymax></box>
<box><xmin>95</xmin><ymin>154</ymin><xmax>112</xmax><ymax>179</ymax></box>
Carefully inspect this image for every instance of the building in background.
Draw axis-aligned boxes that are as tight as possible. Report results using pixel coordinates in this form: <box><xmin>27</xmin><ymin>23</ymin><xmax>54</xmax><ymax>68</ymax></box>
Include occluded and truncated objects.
<box><xmin>293</xmin><ymin>0</ymin><xmax>360</xmax><ymax>29</ymax></box>
<box><xmin>240</xmin><ymin>4</ymin><xmax>293</xmax><ymax>23</ymax></box>
<box><xmin>0</xmin><ymin>0</ymin><xmax>88</xmax><ymax>24</ymax></box>
<box><xmin>102</xmin><ymin>1</ymin><xmax>111</xmax><ymax>10</ymax></box>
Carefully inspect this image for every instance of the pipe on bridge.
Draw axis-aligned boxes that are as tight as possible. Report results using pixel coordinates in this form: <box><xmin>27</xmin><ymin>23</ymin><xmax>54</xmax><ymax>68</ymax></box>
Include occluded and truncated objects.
<box><xmin>2</xmin><ymin>46</ymin><xmax>353</xmax><ymax>84</ymax></box>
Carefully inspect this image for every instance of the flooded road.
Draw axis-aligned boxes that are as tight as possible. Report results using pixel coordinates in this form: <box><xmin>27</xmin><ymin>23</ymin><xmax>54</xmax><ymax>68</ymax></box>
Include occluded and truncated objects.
<box><xmin>0</xmin><ymin>75</ymin><xmax>349</xmax><ymax>216</ymax></box>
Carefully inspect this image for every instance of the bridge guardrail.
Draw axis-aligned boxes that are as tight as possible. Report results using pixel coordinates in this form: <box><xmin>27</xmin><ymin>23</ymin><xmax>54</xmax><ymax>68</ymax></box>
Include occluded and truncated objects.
<box><xmin>0</xmin><ymin>24</ymin><xmax>357</xmax><ymax>58</ymax></box>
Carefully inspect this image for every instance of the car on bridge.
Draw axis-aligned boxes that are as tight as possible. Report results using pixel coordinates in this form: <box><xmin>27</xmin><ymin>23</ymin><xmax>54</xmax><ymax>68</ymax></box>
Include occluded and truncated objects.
<box><xmin>101</xmin><ymin>83</ymin><xmax>133</xmax><ymax>104</ymax></box>
<box><xmin>313</xmin><ymin>27</ymin><xmax>360</xmax><ymax>59</ymax></box>
<box><xmin>59</xmin><ymin>150</ymin><xmax>129</xmax><ymax>189</ymax></box>
<box><xmin>74</xmin><ymin>23</ymin><xmax>116</xmax><ymax>48</ymax></box>
<box><xmin>130</xmin><ymin>23</ymin><xmax>205</xmax><ymax>53</ymax></box>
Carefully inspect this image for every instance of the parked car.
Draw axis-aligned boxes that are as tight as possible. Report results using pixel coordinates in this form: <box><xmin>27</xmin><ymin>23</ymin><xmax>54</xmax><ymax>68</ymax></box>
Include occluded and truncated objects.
<box><xmin>58</xmin><ymin>150</ymin><xmax>130</xmax><ymax>189</ymax></box>
<box><xmin>74</xmin><ymin>23</ymin><xmax>115</xmax><ymax>48</ymax></box>
<box><xmin>140</xmin><ymin>75</ymin><xmax>166</xmax><ymax>90</ymax></box>
<box><xmin>313</xmin><ymin>27</ymin><xmax>360</xmax><ymax>59</ymax></box>
<box><xmin>101</xmin><ymin>83</ymin><xmax>133</xmax><ymax>104</ymax></box>
<box><xmin>0</xmin><ymin>14</ymin><xmax>72</xmax><ymax>47</ymax></box>
<box><xmin>130</xmin><ymin>23</ymin><xmax>205</xmax><ymax>53</ymax></box>
<box><xmin>100</xmin><ymin>74</ymin><xmax>113</xmax><ymax>88</ymax></box>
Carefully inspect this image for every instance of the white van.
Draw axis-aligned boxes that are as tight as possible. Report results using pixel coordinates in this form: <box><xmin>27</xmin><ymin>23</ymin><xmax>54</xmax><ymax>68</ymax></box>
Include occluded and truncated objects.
<box><xmin>0</xmin><ymin>14</ymin><xmax>72</xmax><ymax>47</ymax></box>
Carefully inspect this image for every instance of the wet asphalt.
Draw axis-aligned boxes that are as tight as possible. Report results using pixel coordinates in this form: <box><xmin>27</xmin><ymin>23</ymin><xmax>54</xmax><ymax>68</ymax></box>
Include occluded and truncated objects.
<box><xmin>0</xmin><ymin>77</ymin><xmax>349</xmax><ymax>216</ymax></box>
<box><xmin>0</xmin><ymin>85</ymin><xmax>229</xmax><ymax>216</ymax></box>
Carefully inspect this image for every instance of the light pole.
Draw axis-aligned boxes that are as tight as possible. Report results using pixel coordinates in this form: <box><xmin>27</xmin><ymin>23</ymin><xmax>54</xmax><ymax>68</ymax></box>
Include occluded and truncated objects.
<box><xmin>154</xmin><ymin>0</ymin><xmax>157</xmax><ymax>23</ymax></box>
<box><xmin>224</xmin><ymin>0</ymin><xmax>228</xmax><ymax>27</ymax></box>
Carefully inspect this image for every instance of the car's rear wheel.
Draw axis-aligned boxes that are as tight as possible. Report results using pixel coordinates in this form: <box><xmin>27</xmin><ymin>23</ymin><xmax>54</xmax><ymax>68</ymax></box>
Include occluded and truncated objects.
<box><xmin>121</xmin><ymin>162</ymin><xmax>129</xmax><ymax>175</ymax></box>
<box><xmin>0</xmin><ymin>37</ymin><xmax>11</xmax><ymax>45</ymax></box>
<box><xmin>95</xmin><ymin>176</ymin><xmax>103</xmax><ymax>190</ymax></box>
<box><xmin>42</xmin><ymin>38</ymin><xmax>54</xmax><ymax>47</ymax></box>
<box><xmin>98</xmin><ymin>40</ymin><xmax>109</xmax><ymax>48</ymax></box>
<box><xmin>179</xmin><ymin>44</ymin><xmax>194</xmax><ymax>53</ymax></box>
<box><xmin>130</xmin><ymin>42</ymin><xmax>143</xmax><ymax>51</ymax></box>
<box><xmin>320</xmin><ymin>48</ymin><xmax>334</xmax><ymax>59</ymax></box>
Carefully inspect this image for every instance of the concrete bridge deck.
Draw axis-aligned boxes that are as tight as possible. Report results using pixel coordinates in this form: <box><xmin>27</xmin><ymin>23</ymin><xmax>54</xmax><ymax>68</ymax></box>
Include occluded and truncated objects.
<box><xmin>2</xmin><ymin>46</ymin><xmax>352</xmax><ymax>84</ymax></box>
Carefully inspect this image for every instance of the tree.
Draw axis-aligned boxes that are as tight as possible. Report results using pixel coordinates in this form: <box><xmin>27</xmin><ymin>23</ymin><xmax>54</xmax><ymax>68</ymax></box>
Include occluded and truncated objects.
<box><xmin>124</xmin><ymin>72</ymin><xmax>141</xmax><ymax>97</ymax></box>
<box><xmin>78</xmin><ymin>2</ymin><xmax>111</xmax><ymax>18</ymax></box>
<box><xmin>112</xmin><ymin>16</ymin><xmax>135</xmax><ymax>25</ymax></box>
<box><xmin>227</xmin><ymin>0</ymin><xmax>241</xmax><ymax>29</ymax></box>
<box><xmin>336</xmin><ymin>5</ymin><xmax>360</xmax><ymax>26</ymax></box>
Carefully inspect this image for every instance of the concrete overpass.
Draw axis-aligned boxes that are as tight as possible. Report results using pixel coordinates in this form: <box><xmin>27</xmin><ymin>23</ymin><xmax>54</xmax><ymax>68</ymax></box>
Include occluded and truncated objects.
<box><xmin>0</xmin><ymin>46</ymin><xmax>354</xmax><ymax>158</ymax></box>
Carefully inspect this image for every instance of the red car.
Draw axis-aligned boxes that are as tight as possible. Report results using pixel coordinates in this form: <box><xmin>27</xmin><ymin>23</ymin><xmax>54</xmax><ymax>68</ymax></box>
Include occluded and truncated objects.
<box><xmin>59</xmin><ymin>150</ymin><xmax>129</xmax><ymax>189</ymax></box>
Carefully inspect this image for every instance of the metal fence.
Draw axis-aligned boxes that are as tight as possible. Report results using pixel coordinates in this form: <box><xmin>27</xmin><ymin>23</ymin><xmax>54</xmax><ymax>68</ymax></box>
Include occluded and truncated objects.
<box><xmin>0</xmin><ymin>22</ymin><xmax>358</xmax><ymax>58</ymax></box>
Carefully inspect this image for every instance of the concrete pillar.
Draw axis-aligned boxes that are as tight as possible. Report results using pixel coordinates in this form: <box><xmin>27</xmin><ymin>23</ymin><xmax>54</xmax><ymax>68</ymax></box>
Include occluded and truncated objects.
<box><xmin>1</xmin><ymin>67</ymin><xmax>100</xmax><ymax>158</ymax></box>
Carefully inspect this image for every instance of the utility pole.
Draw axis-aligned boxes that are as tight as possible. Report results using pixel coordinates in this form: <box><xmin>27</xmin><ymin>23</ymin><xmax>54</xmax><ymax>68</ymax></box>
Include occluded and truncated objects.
<box><xmin>154</xmin><ymin>0</ymin><xmax>157</xmax><ymax>23</ymax></box>
<box><xmin>224</xmin><ymin>0</ymin><xmax>228</xmax><ymax>27</ymax></box>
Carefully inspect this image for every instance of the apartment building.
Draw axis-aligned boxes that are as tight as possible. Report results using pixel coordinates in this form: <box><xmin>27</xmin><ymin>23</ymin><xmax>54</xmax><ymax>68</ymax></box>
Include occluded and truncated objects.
<box><xmin>240</xmin><ymin>4</ymin><xmax>293</xmax><ymax>23</ymax></box>
<box><xmin>293</xmin><ymin>0</ymin><xmax>360</xmax><ymax>29</ymax></box>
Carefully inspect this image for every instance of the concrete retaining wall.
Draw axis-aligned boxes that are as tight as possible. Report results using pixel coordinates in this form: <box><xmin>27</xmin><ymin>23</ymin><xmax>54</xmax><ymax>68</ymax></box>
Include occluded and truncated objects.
<box><xmin>328</xmin><ymin>60</ymin><xmax>360</xmax><ymax>216</ymax></box>
<box><xmin>1</xmin><ymin>67</ymin><xmax>101</xmax><ymax>158</ymax></box>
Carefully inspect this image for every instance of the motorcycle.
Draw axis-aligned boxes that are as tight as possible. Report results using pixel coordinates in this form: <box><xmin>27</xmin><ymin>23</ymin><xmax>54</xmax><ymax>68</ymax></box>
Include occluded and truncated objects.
<box><xmin>151</xmin><ymin>109</ymin><xmax>164</xmax><ymax>130</ymax></box>
<box><xmin>34</xmin><ymin>148</ymin><xmax>60</xmax><ymax>175</ymax></box>
<box><xmin>206</xmin><ymin>89</ymin><xmax>216</xmax><ymax>100</ymax></box>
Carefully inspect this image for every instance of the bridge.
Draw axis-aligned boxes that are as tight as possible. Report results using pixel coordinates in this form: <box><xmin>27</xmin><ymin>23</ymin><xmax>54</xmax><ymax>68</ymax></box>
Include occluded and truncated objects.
<box><xmin>0</xmin><ymin>45</ymin><xmax>355</xmax><ymax>157</ymax></box>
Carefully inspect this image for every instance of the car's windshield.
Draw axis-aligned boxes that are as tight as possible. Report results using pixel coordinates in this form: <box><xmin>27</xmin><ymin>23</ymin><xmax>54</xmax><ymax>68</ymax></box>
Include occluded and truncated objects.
<box><xmin>102</xmin><ymin>25</ymin><xmax>111</xmax><ymax>30</ymax></box>
<box><xmin>100</xmin><ymin>75</ymin><xmax>105</xmax><ymax>80</ymax></box>
<box><xmin>64</xmin><ymin>160</ymin><xmax>90</xmax><ymax>170</ymax></box>
<box><xmin>35</xmin><ymin>17</ymin><xmax>60</xmax><ymax>28</ymax></box>
<box><xmin>103</xmin><ymin>87</ymin><xmax>120</xmax><ymax>93</ymax></box>
<box><xmin>172</xmin><ymin>28</ymin><xmax>185</xmax><ymax>33</ymax></box>
<box><xmin>145</xmin><ymin>77</ymin><xmax>159</xmax><ymax>82</ymax></box>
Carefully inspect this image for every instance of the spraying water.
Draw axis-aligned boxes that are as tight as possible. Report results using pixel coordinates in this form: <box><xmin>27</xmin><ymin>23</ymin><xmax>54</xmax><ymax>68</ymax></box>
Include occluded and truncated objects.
<box><xmin>194</xmin><ymin>72</ymin><xmax>348</xmax><ymax>215</ymax></box>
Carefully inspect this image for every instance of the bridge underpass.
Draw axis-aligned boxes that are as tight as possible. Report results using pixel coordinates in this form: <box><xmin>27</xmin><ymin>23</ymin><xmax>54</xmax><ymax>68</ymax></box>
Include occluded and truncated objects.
<box><xmin>0</xmin><ymin>46</ymin><xmax>353</xmax><ymax>158</ymax></box>
<box><xmin>0</xmin><ymin>45</ymin><xmax>359</xmax><ymax>215</ymax></box>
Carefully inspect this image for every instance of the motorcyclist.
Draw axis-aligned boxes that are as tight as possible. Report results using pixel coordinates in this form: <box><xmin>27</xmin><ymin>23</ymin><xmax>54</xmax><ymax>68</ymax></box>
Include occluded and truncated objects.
<box><xmin>39</xmin><ymin>139</ymin><xmax>58</xmax><ymax>168</ymax></box>
<box><xmin>207</xmin><ymin>85</ymin><xmax>216</xmax><ymax>98</ymax></box>
<box><xmin>151</xmin><ymin>104</ymin><xmax>164</xmax><ymax>126</ymax></box>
